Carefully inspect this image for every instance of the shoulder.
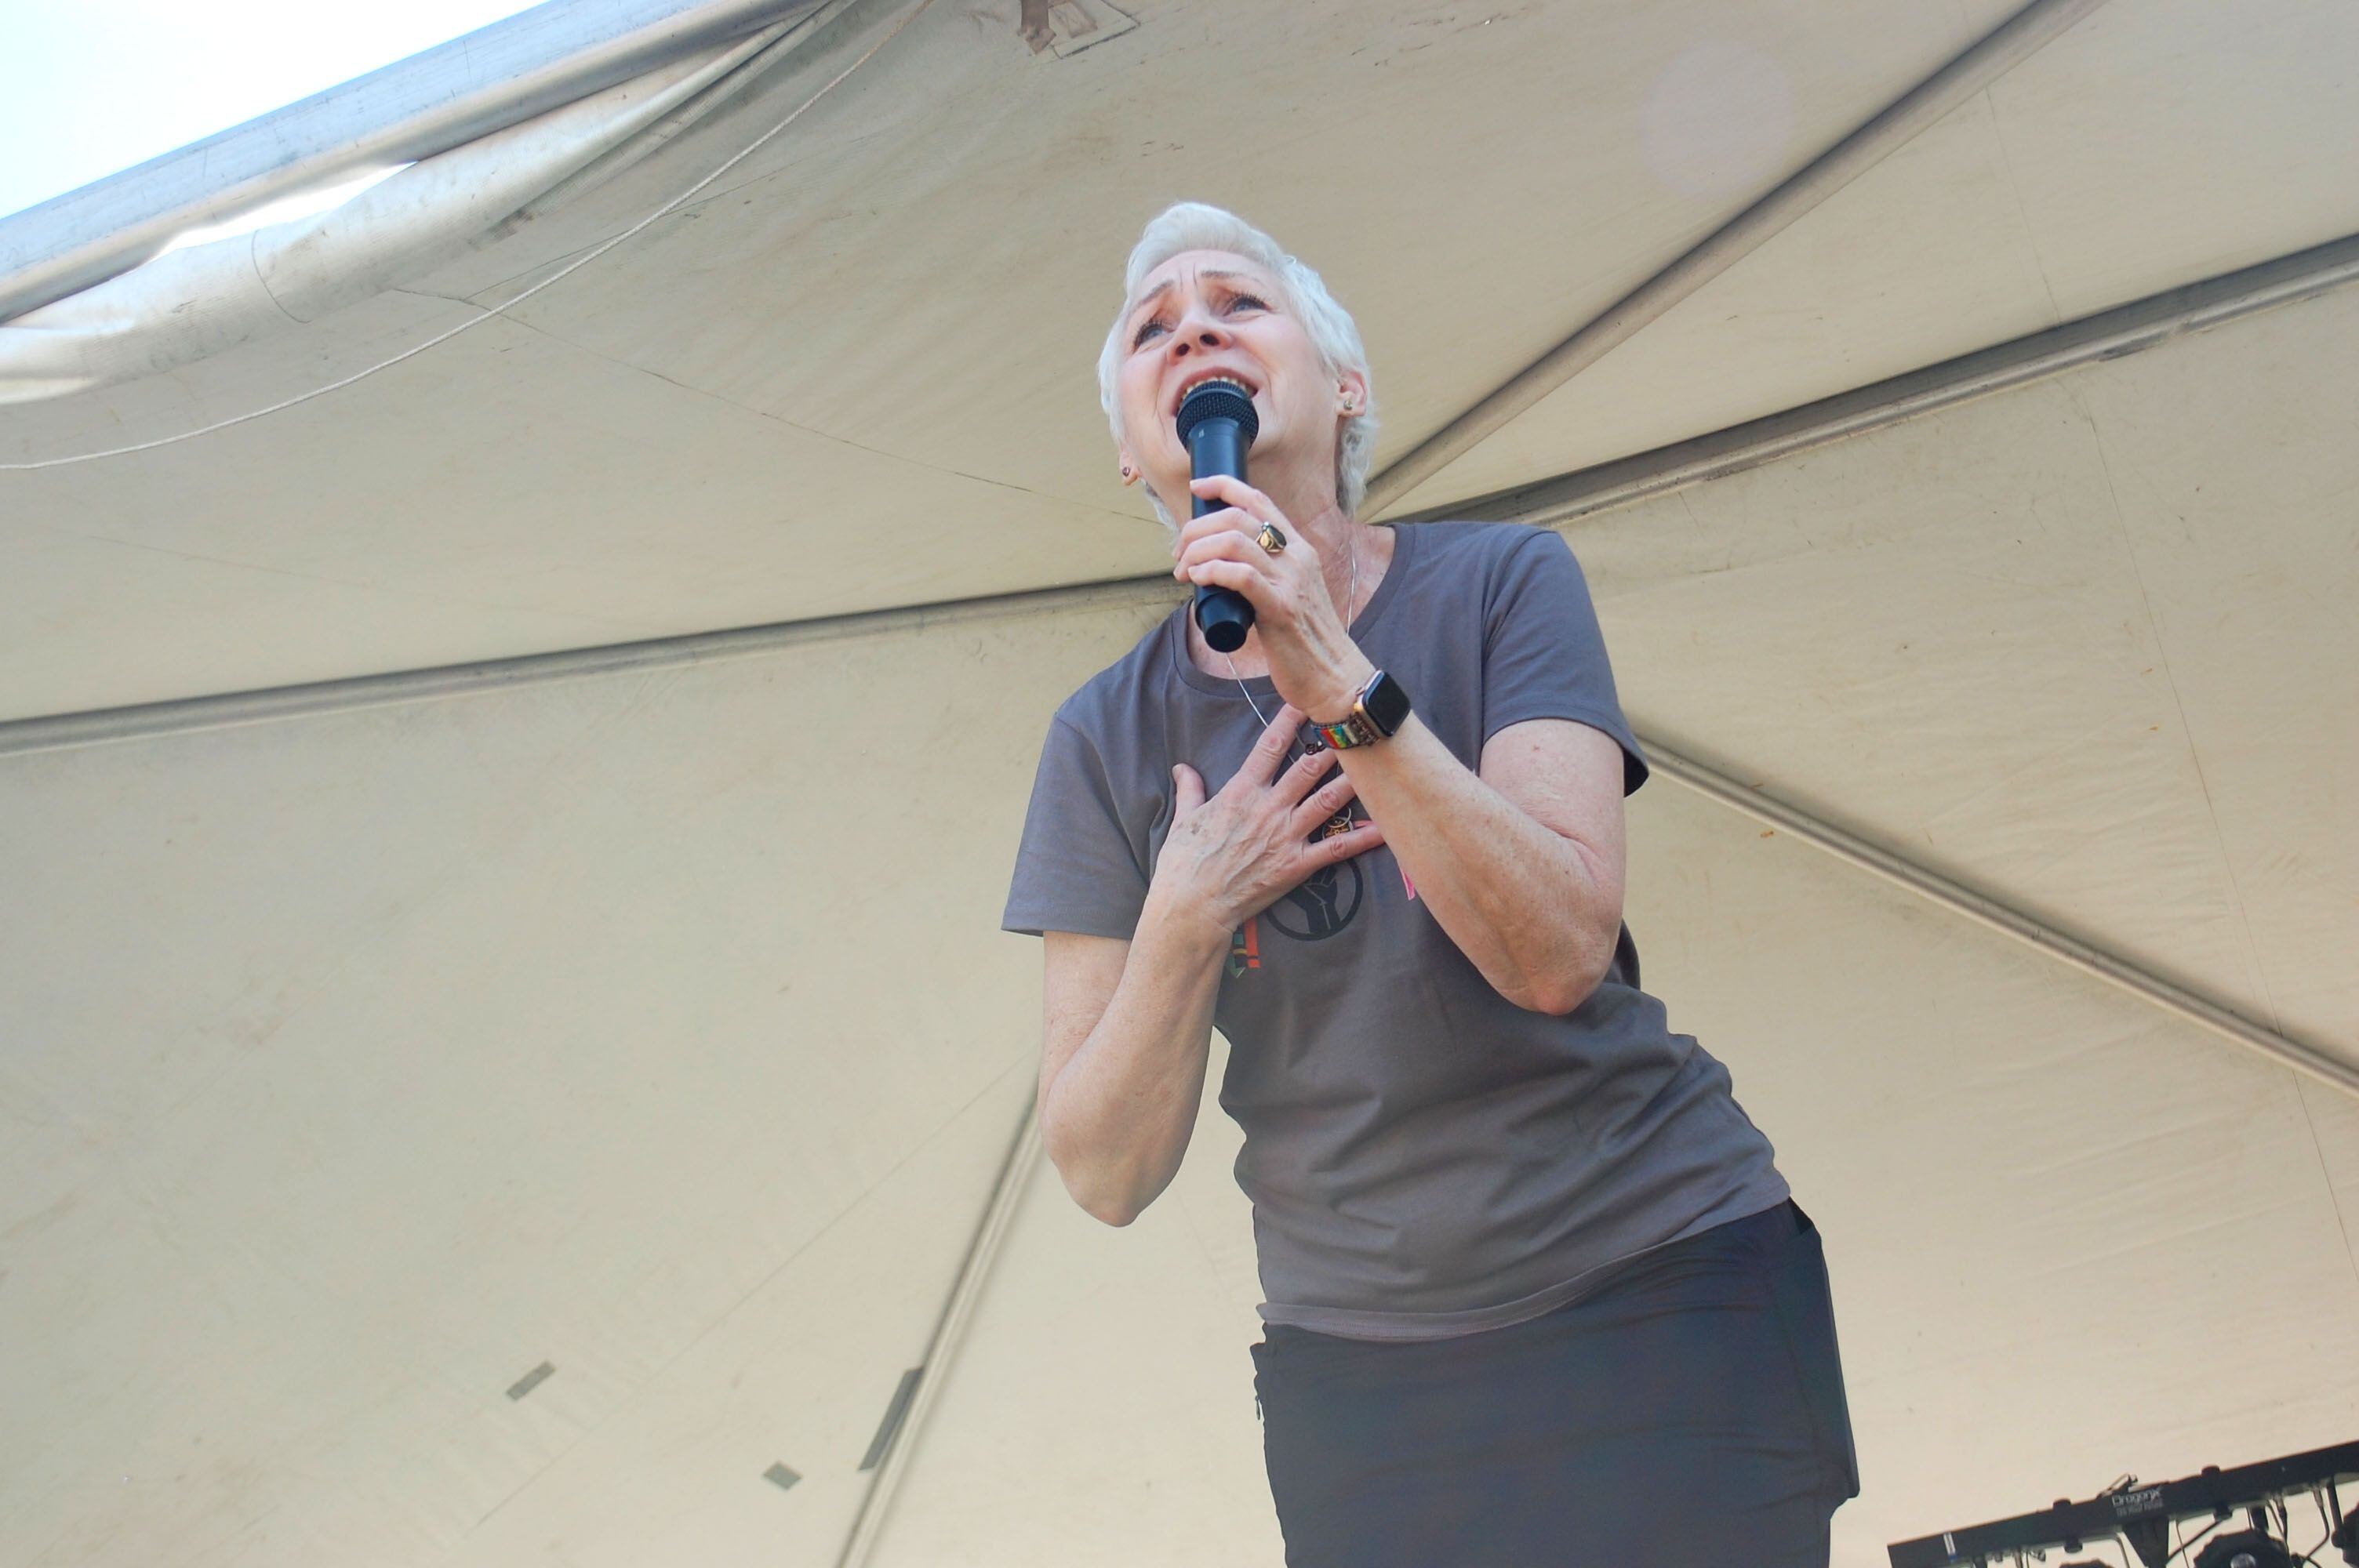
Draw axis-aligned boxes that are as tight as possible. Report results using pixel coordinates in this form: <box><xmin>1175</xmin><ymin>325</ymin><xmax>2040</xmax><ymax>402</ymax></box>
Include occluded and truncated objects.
<box><xmin>1399</xmin><ymin>517</ymin><xmax>1543</xmax><ymax>553</ymax></box>
<box><xmin>1400</xmin><ymin>519</ymin><xmax>1576</xmax><ymax>576</ymax></box>
<box><xmin>1049</xmin><ymin>603</ymin><xmax>1183</xmax><ymax>742</ymax></box>
<box><xmin>1396</xmin><ymin>520</ymin><xmax>1584</xmax><ymax>612</ymax></box>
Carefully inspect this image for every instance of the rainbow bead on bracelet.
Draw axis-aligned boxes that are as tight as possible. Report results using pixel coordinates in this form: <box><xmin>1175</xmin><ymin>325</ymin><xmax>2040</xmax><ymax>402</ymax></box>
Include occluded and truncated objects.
<box><xmin>1303</xmin><ymin>712</ymin><xmax>1375</xmax><ymax>751</ymax></box>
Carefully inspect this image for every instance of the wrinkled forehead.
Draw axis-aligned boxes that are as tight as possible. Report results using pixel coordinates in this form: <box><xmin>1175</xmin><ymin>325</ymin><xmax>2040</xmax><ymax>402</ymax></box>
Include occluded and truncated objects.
<box><xmin>1124</xmin><ymin>249</ymin><xmax>1281</xmax><ymax>318</ymax></box>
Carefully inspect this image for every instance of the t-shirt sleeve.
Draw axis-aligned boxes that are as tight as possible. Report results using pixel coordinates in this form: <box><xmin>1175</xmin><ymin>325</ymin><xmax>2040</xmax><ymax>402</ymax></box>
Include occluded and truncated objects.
<box><xmin>1481</xmin><ymin>526</ymin><xmax>1651</xmax><ymax>795</ymax></box>
<box><xmin>1001</xmin><ymin>713</ymin><xmax>1154</xmax><ymax>939</ymax></box>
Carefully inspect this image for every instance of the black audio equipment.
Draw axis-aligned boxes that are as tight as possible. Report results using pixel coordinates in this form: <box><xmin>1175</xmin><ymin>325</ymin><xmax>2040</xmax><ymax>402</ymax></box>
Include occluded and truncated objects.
<box><xmin>1888</xmin><ymin>1441</ymin><xmax>2359</xmax><ymax>1568</ymax></box>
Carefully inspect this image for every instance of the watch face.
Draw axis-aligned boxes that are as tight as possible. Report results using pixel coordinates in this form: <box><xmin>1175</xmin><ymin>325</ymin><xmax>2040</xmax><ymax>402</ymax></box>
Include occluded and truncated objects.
<box><xmin>1363</xmin><ymin>671</ymin><xmax>1412</xmax><ymax>735</ymax></box>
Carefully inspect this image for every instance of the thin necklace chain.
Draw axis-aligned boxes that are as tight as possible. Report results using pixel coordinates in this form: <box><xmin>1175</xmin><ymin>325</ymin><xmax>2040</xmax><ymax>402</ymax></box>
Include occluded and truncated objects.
<box><xmin>1222</xmin><ymin>525</ymin><xmax>1359</xmax><ymax>736</ymax></box>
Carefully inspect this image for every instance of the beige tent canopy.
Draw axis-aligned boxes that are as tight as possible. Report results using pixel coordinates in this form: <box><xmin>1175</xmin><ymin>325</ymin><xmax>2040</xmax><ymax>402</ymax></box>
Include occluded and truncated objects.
<box><xmin>3</xmin><ymin>1</ymin><xmax>2354</xmax><ymax>1563</ymax></box>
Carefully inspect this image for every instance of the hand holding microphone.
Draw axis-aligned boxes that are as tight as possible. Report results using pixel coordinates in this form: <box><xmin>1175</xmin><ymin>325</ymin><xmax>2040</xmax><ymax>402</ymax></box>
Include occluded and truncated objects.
<box><xmin>1168</xmin><ymin>374</ymin><xmax>1382</xmax><ymax>723</ymax></box>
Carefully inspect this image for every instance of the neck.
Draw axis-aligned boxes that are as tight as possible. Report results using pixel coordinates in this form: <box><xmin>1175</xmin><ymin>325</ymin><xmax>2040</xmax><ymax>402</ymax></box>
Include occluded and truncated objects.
<box><xmin>1227</xmin><ymin>457</ymin><xmax>1358</xmax><ymax>609</ymax></box>
<box><xmin>1181</xmin><ymin>466</ymin><xmax>1392</xmax><ymax>677</ymax></box>
<box><xmin>1290</xmin><ymin>495</ymin><xmax>1361</xmax><ymax>618</ymax></box>
<box><xmin>1251</xmin><ymin>459</ymin><xmax>1343</xmax><ymax>546</ymax></box>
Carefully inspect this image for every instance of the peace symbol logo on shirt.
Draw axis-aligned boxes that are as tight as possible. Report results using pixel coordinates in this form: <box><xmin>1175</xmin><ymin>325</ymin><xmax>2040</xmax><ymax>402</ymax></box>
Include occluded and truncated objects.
<box><xmin>1265</xmin><ymin>811</ymin><xmax>1365</xmax><ymax>942</ymax></box>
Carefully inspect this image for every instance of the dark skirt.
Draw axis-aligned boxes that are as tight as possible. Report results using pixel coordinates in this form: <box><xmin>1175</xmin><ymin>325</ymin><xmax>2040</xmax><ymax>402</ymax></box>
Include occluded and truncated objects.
<box><xmin>1250</xmin><ymin>1200</ymin><xmax>1860</xmax><ymax>1567</ymax></box>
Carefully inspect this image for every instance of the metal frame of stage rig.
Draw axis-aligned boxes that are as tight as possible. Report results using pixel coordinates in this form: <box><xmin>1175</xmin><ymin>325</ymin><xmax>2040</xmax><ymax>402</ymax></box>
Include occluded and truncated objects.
<box><xmin>1888</xmin><ymin>1440</ymin><xmax>2359</xmax><ymax>1567</ymax></box>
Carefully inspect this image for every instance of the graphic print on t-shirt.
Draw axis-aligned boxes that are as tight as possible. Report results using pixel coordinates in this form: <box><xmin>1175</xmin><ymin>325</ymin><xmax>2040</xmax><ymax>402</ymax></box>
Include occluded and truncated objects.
<box><xmin>1263</xmin><ymin>809</ymin><xmax>1367</xmax><ymax>945</ymax></box>
<box><xmin>1228</xmin><ymin>810</ymin><xmax>1368</xmax><ymax>969</ymax></box>
<box><xmin>1227</xmin><ymin>918</ymin><xmax>1261</xmax><ymax>976</ymax></box>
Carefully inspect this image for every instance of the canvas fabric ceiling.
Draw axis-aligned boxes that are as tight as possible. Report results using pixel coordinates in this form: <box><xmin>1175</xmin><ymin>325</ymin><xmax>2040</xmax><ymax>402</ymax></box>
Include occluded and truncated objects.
<box><xmin>0</xmin><ymin>598</ymin><xmax>1135</xmax><ymax>1563</ymax></box>
<box><xmin>27</xmin><ymin>0</ymin><xmax>2359</xmax><ymax>720</ymax></box>
<box><xmin>3</xmin><ymin>0</ymin><xmax>2355</xmax><ymax>1563</ymax></box>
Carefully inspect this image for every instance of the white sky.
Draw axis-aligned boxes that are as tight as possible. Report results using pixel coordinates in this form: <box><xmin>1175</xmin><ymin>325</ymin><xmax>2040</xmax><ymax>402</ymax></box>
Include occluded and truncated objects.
<box><xmin>0</xmin><ymin>0</ymin><xmax>545</xmax><ymax>221</ymax></box>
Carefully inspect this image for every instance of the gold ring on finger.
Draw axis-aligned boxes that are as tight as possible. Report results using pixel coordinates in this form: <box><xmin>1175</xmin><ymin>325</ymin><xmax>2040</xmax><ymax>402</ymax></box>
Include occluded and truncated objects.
<box><xmin>1256</xmin><ymin>522</ymin><xmax>1288</xmax><ymax>554</ymax></box>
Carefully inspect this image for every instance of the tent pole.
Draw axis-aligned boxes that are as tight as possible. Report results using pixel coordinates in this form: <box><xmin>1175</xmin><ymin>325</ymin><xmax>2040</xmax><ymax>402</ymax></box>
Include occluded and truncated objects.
<box><xmin>1421</xmin><ymin>231</ymin><xmax>2359</xmax><ymax>530</ymax></box>
<box><xmin>1638</xmin><ymin>732</ymin><xmax>2359</xmax><ymax>1099</ymax></box>
<box><xmin>833</xmin><ymin>1099</ymin><xmax>1044</xmax><ymax>1567</ymax></box>
<box><xmin>1358</xmin><ymin>0</ymin><xmax>2112</xmax><ymax>520</ymax></box>
<box><xmin>0</xmin><ymin>578</ymin><xmax>1177</xmax><ymax>758</ymax></box>
<box><xmin>0</xmin><ymin>1</ymin><xmax>830</xmax><ymax>325</ymax></box>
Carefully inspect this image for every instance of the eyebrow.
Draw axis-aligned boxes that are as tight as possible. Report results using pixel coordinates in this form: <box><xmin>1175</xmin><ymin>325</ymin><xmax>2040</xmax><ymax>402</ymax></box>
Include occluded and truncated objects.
<box><xmin>1127</xmin><ymin>269</ymin><xmax>1262</xmax><ymax>321</ymax></box>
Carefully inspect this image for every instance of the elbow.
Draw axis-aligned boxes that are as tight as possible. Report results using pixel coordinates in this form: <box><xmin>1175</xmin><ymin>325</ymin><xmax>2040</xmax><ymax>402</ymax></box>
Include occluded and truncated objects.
<box><xmin>1524</xmin><ymin>980</ymin><xmax>1596</xmax><ymax>1016</ymax></box>
<box><xmin>1066</xmin><ymin>1169</ymin><xmax>1147</xmax><ymax>1227</ymax></box>
<box><xmin>1513</xmin><ymin>978</ymin><xmax>1588</xmax><ymax>1016</ymax></box>
<box><xmin>1490</xmin><ymin>884</ymin><xmax>1623</xmax><ymax>1014</ymax></box>
<box><xmin>1041</xmin><ymin>1121</ymin><xmax>1149</xmax><ymax>1227</ymax></box>
<box><xmin>1512</xmin><ymin>947</ymin><xmax>1616</xmax><ymax>1016</ymax></box>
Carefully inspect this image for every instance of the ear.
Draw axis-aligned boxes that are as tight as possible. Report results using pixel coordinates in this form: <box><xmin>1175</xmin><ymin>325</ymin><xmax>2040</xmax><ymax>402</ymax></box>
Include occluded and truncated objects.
<box><xmin>1116</xmin><ymin>445</ymin><xmax>1141</xmax><ymax>486</ymax></box>
<box><xmin>1336</xmin><ymin>367</ymin><xmax>1369</xmax><ymax>417</ymax></box>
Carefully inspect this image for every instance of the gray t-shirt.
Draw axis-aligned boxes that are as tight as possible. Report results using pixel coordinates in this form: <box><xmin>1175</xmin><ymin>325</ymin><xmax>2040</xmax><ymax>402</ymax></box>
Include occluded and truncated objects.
<box><xmin>1003</xmin><ymin>521</ymin><xmax>1789</xmax><ymax>1341</ymax></box>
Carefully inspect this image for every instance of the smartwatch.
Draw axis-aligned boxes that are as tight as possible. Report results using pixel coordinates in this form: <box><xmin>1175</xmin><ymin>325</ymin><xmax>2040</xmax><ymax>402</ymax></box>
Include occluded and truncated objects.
<box><xmin>1305</xmin><ymin>669</ymin><xmax>1413</xmax><ymax>750</ymax></box>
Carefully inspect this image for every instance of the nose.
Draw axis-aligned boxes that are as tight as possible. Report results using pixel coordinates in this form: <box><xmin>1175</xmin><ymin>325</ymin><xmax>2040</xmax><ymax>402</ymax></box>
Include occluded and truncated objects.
<box><xmin>1168</xmin><ymin>304</ymin><xmax>1230</xmax><ymax>359</ymax></box>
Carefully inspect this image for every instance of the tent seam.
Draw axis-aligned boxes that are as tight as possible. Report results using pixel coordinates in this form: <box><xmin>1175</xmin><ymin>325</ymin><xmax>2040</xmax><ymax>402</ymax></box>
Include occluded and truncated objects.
<box><xmin>1638</xmin><ymin>730</ymin><xmax>2358</xmax><ymax>1099</ymax></box>
<box><xmin>2069</xmin><ymin>379</ymin><xmax>2288</xmax><ymax>1037</ymax></box>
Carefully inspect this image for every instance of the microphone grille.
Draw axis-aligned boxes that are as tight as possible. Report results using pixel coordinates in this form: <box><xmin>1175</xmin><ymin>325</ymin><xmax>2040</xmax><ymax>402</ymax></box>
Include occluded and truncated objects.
<box><xmin>1176</xmin><ymin>380</ymin><xmax>1259</xmax><ymax>445</ymax></box>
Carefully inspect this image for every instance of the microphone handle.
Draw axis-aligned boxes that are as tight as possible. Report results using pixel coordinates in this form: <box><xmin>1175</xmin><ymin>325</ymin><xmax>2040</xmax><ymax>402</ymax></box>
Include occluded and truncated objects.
<box><xmin>1187</xmin><ymin>416</ymin><xmax>1255</xmax><ymax>654</ymax></box>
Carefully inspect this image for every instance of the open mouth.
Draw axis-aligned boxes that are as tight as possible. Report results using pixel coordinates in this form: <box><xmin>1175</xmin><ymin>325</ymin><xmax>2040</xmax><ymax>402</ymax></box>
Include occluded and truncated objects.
<box><xmin>1170</xmin><ymin>370</ymin><xmax>1259</xmax><ymax>416</ymax></box>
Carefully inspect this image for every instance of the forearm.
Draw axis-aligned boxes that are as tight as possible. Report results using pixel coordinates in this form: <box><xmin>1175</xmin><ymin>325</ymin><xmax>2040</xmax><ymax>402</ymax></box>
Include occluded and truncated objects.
<box><xmin>1039</xmin><ymin>893</ymin><xmax>1230</xmax><ymax>1225</ymax></box>
<box><xmin>1337</xmin><ymin>717</ymin><xmax>1619</xmax><ymax>1012</ymax></box>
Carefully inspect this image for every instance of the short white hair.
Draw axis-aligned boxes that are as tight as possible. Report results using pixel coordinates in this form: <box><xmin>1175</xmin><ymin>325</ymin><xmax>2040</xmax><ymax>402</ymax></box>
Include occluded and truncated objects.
<box><xmin>1097</xmin><ymin>201</ymin><xmax>1378</xmax><ymax>528</ymax></box>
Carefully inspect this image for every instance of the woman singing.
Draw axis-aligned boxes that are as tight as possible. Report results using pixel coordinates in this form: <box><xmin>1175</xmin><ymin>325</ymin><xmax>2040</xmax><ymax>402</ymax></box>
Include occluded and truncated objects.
<box><xmin>1002</xmin><ymin>201</ymin><xmax>1859</xmax><ymax>1566</ymax></box>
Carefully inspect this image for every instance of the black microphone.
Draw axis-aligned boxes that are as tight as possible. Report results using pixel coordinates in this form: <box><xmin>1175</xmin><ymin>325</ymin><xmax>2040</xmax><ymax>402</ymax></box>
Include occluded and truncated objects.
<box><xmin>1176</xmin><ymin>379</ymin><xmax>1259</xmax><ymax>654</ymax></box>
